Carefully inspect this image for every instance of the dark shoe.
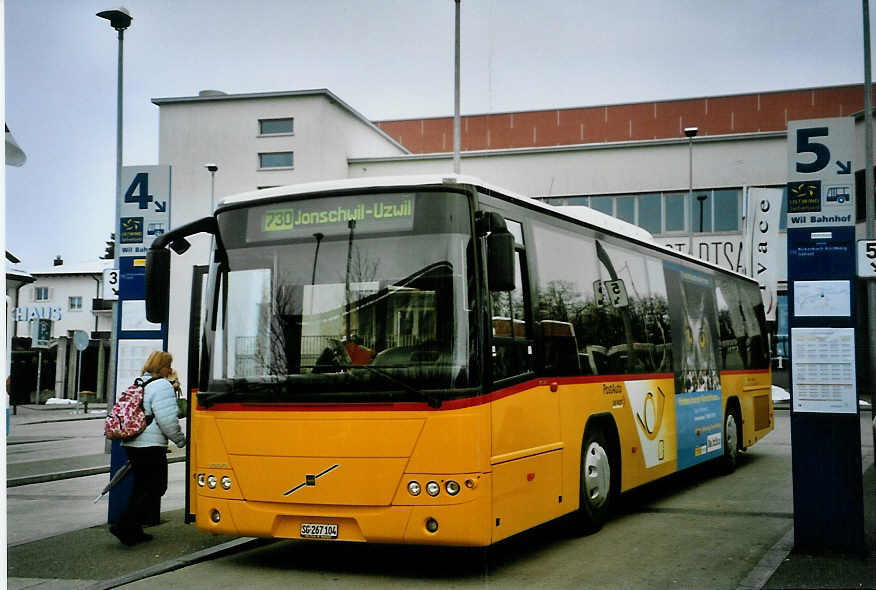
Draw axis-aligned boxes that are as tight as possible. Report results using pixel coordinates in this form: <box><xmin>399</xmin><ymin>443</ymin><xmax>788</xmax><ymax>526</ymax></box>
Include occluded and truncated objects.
<box><xmin>109</xmin><ymin>524</ymin><xmax>136</xmax><ymax>546</ymax></box>
<box><xmin>110</xmin><ymin>525</ymin><xmax>151</xmax><ymax>546</ymax></box>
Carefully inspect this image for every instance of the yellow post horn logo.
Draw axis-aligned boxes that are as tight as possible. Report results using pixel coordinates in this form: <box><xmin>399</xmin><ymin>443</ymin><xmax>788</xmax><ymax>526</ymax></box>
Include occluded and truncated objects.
<box><xmin>635</xmin><ymin>387</ymin><xmax>666</xmax><ymax>441</ymax></box>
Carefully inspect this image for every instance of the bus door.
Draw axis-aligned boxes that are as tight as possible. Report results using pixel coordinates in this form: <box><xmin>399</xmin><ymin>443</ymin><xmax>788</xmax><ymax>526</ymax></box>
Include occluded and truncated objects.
<box><xmin>186</xmin><ymin>260</ymin><xmax>221</xmax><ymax>524</ymax></box>
<box><xmin>484</xmin><ymin>214</ymin><xmax>563</xmax><ymax>540</ymax></box>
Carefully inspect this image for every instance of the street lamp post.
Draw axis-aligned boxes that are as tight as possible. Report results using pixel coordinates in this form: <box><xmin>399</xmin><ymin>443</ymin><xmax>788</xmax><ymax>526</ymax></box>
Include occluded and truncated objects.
<box><xmin>96</xmin><ymin>6</ymin><xmax>131</xmax><ymax>412</ymax></box>
<box><xmin>96</xmin><ymin>5</ymin><xmax>134</xmax><ymax>523</ymax></box>
<box><xmin>97</xmin><ymin>7</ymin><xmax>132</xmax><ymax>242</ymax></box>
<box><xmin>684</xmin><ymin>126</ymin><xmax>698</xmax><ymax>256</ymax></box>
<box><xmin>203</xmin><ymin>163</ymin><xmax>218</xmax><ymax>213</ymax></box>
<box><xmin>453</xmin><ymin>0</ymin><xmax>461</xmax><ymax>174</ymax></box>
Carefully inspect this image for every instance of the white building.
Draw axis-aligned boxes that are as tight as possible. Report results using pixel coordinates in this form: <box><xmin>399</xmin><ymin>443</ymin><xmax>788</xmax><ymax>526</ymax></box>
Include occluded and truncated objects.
<box><xmin>150</xmin><ymin>84</ymin><xmax>875</xmax><ymax>394</ymax></box>
<box><xmin>152</xmin><ymin>89</ymin><xmax>410</xmax><ymax>389</ymax></box>
<box><xmin>10</xmin><ymin>258</ymin><xmax>114</xmax><ymax>402</ymax></box>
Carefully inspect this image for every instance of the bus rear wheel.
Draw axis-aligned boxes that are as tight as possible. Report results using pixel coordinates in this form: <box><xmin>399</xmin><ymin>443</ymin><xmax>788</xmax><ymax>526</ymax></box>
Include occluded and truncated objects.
<box><xmin>719</xmin><ymin>405</ymin><xmax>740</xmax><ymax>474</ymax></box>
<box><xmin>572</xmin><ymin>426</ymin><xmax>613</xmax><ymax>533</ymax></box>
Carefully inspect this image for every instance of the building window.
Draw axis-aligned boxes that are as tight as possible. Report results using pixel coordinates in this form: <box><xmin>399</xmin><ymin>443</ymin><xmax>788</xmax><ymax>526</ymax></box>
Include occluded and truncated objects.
<box><xmin>713</xmin><ymin>189</ymin><xmax>740</xmax><ymax>232</ymax></box>
<box><xmin>664</xmin><ymin>192</ymin><xmax>687</xmax><ymax>232</ymax></box>
<box><xmin>35</xmin><ymin>287</ymin><xmax>49</xmax><ymax>301</ymax></box>
<box><xmin>540</xmin><ymin>188</ymin><xmax>740</xmax><ymax>235</ymax></box>
<box><xmin>616</xmin><ymin>197</ymin><xmax>636</xmax><ymax>224</ymax></box>
<box><xmin>779</xmin><ymin>186</ymin><xmax>789</xmax><ymax>230</ymax></box>
<box><xmin>259</xmin><ymin>118</ymin><xmax>294</xmax><ymax>135</ymax></box>
<box><xmin>69</xmin><ymin>296</ymin><xmax>83</xmax><ymax>311</ymax></box>
<box><xmin>637</xmin><ymin>193</ymin><xmax>662</xmax><ymax>234</ymax></box>
<box><xmin>776</xmin><ymin>293</ymin><xmax>789</xmax><ymax>361</ymax></box>
<box><xmin>259</xmin><ymin>152</ymin><xmax>294</xmax><ymax>169</ymax></box>
<box><xmin>589</xmin><ymin>196</ymin><xmax>613</xmax><ymax>215</ymax></box>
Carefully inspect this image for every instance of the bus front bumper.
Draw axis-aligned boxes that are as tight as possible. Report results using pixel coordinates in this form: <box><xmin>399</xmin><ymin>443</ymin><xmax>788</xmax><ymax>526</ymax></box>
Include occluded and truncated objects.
<box><xmin>194</xmin><ymin>494</ymin><xmax>493</xmax><ymax>546</ymax></box>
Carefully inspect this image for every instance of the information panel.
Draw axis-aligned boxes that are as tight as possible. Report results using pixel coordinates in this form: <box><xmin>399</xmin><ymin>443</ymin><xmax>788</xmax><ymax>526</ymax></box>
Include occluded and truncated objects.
<box><xmin>790</xmin><ymin>327</ymin><xmax>856</xmax><ymax>414</ymax></box>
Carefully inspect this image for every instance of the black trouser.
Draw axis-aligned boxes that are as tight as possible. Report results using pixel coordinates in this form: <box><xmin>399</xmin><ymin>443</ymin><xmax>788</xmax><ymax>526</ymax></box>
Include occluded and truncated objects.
<box><xmin>116</xmin><ymin>446</ymin><xmax>168</xmax><ymax>535</ymax></box>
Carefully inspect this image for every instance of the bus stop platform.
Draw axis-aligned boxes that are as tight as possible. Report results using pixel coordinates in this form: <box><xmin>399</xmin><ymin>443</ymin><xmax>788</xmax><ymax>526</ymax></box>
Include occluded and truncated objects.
<box><xmin>6</xmin><ymin>405</ymin><xmax>875</xmax><ymax>589</ymax></box>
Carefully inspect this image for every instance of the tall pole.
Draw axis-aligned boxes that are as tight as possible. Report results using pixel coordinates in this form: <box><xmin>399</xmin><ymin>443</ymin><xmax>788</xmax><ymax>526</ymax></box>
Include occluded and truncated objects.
<box><xmin>107</xmin><ymin>25</ymin><xmax>124</xmax><ymax>422</ymax></box>
<box><xmin>35</xmin><ymin>350</ymin><xmax>42</xmax><ymax>404</ymax></box>
<box><xmin>683</xmin><ymin>127</ymin><xmax>698</xmax><ymax>256</ymax></box>
<box><xmin>864</xmin><ymin>0</ymin><xmax>876</xmax><ymax>406</ymax></box>
<box><xmin>453</xmin><ymin>0</ymin><xmax>461</xmax><ymax>174</ymax></box>
<box><xmin>97</xmin><ymin>6</ymin><xmax>131</xmax><ymax>459</ymax></box>
<box><xmin>115</xmin><ymin>28</ymin><xmax>124</xmax><ymax>232</ymax></box>
<box><xmin>687</xmin><ymin>136</ymin><xmax>694</xmax><ymax>255</ymax></box>
<box><xmin>105</xmin><ymin>27</ymin><xmax>125</xmax><ymax>427</ymax></box>
<box><xmin>867</xmin><ymin>0</ymin><xmax>874</xmax><ymax>240</ymax></box>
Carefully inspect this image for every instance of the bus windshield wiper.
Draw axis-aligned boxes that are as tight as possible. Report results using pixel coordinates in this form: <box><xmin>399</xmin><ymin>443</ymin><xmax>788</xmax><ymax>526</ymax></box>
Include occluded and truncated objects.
<box><xmin>341</xmin><ymin>364</ymin><xmax>442</xmax><ymax>408</ymax></box>
<box><xmin>199</xmin><ymin>379</ymin><xmax>286</xmax><ymax>406</ymax></box>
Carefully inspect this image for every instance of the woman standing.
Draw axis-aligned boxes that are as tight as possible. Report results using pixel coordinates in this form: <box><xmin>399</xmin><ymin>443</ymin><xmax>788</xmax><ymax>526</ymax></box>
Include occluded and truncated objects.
<box><xmin>109</xmin><ymin>351</ymin><xmax>186</xmax><ymax>546</ymax></box>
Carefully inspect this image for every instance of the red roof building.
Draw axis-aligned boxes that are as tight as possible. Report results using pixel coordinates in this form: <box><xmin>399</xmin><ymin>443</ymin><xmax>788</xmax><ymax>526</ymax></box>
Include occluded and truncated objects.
<box><xmin>375</xmin><ymin>84</ymin><xmax>874</xmax><ymax>153</ymax></box>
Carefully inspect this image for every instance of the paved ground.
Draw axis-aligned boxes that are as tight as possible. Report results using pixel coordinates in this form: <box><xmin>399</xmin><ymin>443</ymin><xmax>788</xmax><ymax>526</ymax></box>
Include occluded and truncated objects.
<box><xmin>5</xmin><ymin>403</ymin><xmax>875</xmax><ymax>589</ymax></box>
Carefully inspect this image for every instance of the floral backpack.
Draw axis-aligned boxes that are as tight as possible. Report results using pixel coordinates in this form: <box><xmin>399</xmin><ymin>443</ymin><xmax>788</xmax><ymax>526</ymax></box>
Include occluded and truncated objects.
<box><xmin>104</xmin><ymin>376</ymin><xmax>159</xmax><ymax>440</ymax></box>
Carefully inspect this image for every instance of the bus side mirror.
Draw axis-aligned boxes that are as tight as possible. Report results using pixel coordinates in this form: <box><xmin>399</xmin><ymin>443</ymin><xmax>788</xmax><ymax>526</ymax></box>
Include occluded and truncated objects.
<box><xmin>145</xmin><ymin>248</ymin><xmax>170</xmax><ymax>323</ymax></box>
<box><xmin>487</xmin><ymin>230</ymin><xmax>516</xmax><ymax>291</ymax></box>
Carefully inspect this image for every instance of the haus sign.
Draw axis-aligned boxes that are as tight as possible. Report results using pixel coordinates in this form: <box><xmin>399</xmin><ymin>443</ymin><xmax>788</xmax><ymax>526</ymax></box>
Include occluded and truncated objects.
<box><xmin>12</xmin><ymin>306</ymin><xmax>63</xmax><ymax>322</ymax></box>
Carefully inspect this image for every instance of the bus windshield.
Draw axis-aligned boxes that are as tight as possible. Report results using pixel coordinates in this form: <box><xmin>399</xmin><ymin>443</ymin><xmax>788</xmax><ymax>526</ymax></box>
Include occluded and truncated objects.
<box><xmin>201</xmin><ymin>191</ymin><xmax>478</xmax><ymax>406</ymax></box>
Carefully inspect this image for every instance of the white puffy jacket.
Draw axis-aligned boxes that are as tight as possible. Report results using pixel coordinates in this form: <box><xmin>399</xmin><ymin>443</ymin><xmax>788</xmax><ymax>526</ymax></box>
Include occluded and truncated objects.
<box><xmin>121</xmin><ymin>373</ymin><xmax>186</xmax><ymax>448</ymax></box>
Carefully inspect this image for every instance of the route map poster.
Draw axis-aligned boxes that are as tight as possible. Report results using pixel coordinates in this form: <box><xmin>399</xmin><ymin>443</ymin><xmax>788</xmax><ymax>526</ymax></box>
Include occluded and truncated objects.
<box><xmin>792</xmin><ymin>280</ymin><xmax>851</xmax><ymax>317</ymax></box>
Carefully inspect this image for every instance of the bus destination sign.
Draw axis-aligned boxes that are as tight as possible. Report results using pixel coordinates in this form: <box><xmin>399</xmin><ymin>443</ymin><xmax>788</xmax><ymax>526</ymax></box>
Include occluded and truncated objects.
<box><xmin>248</xmin><ymin>193</ymin><xmax>415</xmax><ymax>242</ymax></box>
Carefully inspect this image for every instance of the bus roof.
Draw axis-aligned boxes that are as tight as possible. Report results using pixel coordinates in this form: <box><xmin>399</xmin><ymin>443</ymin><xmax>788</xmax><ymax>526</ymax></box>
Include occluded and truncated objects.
<box><xmin>216</xmin><ymin>174</ymin><xmax>750</xmax><ymax>280</ymax></box>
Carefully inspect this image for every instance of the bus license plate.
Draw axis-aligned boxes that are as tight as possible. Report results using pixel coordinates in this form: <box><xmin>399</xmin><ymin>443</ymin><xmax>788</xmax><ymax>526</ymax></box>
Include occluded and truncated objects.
<box><xmin>300</xmin><ymin>523</ymin><xmax>338</xmax><ymax>539</ymax></box>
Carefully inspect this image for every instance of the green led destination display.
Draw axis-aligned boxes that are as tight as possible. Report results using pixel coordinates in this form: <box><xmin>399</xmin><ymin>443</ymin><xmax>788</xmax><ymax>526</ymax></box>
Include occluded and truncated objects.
<box><xmin>246</xmin><ymin>193</ymin><xmax>416</xmax><ymax>242</ymax></box>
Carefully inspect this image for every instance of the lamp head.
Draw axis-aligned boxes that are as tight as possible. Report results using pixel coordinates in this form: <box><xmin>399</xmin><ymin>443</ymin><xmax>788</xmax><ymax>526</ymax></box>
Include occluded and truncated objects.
<box><xmin>96</xmin><ymin>7</ymin><xmax>132</xmax><ymax>30</ymax></box>
<box><xmin>204</xmin><ymin>163</ymin><xmax>218</xmax><ymax>173</ymax></box>
<box><xmin>683</xmin><ymin>126</ymin><xmax>699</xmax><ymax>138</ymax></box>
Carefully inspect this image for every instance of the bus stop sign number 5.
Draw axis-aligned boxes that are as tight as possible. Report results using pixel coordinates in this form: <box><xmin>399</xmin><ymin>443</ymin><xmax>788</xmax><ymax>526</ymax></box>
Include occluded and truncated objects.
<box><xmin>858</xmin><ymin>240</ymin><xmax>876</xmax><ymax>279</ymax></box>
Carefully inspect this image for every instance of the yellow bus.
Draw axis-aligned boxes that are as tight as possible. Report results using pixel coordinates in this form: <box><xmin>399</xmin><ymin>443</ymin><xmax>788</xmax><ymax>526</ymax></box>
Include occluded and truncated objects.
<box><xmin>145</xmin><ymin>175</ymin><xmax>773</xmax><ymax>546</ymax></box>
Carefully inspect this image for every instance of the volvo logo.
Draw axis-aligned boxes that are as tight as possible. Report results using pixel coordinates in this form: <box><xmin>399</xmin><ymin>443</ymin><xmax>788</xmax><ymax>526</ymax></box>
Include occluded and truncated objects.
<box><xmin>284</xmin><ymin>464</ymin><xmax>340</xmax><ymax>496</ymax></box>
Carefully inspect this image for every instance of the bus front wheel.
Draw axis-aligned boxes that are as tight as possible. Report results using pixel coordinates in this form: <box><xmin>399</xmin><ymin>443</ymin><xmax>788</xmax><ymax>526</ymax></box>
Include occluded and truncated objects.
<box><xmin>573</xmin><ymin>426</ymin><xmax>613</xmax><ymax>533</ymax></box>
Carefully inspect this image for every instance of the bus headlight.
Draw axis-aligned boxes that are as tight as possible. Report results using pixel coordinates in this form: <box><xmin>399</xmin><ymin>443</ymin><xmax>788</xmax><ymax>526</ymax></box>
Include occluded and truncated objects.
<box><xmin>426</xmin><ymin>481</ymin><xmax>440</xmax><ymax>497</ymax></box>
<box><xmin>207</xmin><ymin>475</ymin><xmax>217</xmax><ymax>489</ymax></box>
<box><xmin>407</xmin><ymin>481</ymin><xmax>421</xmax><ymax>496</ymax></box>
<box><xmin>221</xmin><ymin>476</ymin><xmax>232</xmax><ymax>490</ymax></box>
<box><xmin>197</xmin><ymin>474</ymin><xmax>205</xmax><ymax>487</ymax></box>
<box><xmin>445</xmin><ymin>480</ymin><xmax>461</xmax><ymax>496</ymax></box>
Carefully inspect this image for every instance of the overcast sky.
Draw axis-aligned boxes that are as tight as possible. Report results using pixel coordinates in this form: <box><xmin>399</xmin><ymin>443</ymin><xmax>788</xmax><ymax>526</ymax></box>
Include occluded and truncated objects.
<box><xmin>4</xmin><ymin>0</ymin><xmax>872</xmax><ymax>267</ymax></box>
